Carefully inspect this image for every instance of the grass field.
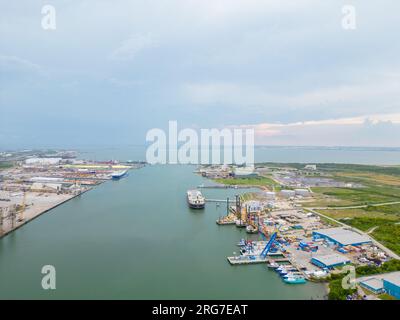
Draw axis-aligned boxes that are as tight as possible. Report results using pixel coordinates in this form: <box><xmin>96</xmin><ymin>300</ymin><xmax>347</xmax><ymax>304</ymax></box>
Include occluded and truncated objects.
<box><xmin>214</xmin><ymin>175</ymin><xmax>280</xmax><ymax>190</ymax></box>
<box><xmin>378</xmin><ymin>293</ymin><xmax>397</xmax><ymax>300</ymax></box>
<box><xmin>309</xmin><ymin>186</ymin><xmax>400</xmax><ymax>207</ymax></box>
<box><xmin>335</xmin><ymin>172</ymin><xmax>400</xmax><ymax>186</ymax></box>
<box><xmin>0</xmin><ymin>162</ymin><xmax>13</xmax><ymax>170</ymax></box>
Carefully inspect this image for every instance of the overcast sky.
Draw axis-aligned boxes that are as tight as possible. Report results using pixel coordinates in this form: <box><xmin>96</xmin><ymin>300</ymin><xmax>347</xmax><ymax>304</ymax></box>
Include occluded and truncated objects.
<box><xmin>1</xmin><ymin>0</ymin><xmax>400</xmax><ymax>148</ymax></box>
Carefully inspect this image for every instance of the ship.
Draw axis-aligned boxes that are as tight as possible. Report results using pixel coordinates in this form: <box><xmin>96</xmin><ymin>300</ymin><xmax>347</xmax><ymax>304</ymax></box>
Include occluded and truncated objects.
<box><xmin>186</xmin><ymin>189</ymin><xmax>205</xmax><ymax>209</ymax></box>
<box><xmin>111</xmin><ymin>170</ymin><xmax>128</xmax><ymax>180</ymax></box>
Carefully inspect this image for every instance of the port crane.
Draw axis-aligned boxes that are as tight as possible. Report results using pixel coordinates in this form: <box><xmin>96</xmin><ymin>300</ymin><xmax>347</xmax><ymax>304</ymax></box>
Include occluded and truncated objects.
<box><xmin>260</xmin><ymin>232</ymin><xmax>277</xmax><ymax>258</ymax></box>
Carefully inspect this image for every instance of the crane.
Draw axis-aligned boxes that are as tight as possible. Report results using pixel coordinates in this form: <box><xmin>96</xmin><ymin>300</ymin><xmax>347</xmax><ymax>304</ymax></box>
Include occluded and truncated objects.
<box><xmin>260</xmin><ymin>232</ymin><xmax>277</xmax><ymax>258</ymax></box>
<box><xmin>18</xmin><ymin>191</ymin><xmax>26</xmax><ymax>222</ymax></box>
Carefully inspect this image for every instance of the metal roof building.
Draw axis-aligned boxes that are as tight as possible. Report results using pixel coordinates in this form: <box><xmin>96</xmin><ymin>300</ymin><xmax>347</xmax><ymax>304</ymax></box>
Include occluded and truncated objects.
<box><xmin>359</xmin><ymin>278</ymin><xmax>385</xmax><ymax>294</ymax></box>
<box><xmin>383</xmin><ymin>272</ymin><xmax>400</xmax><ymax>299</ymax></box>
<box><xmin>312</xmin><ymin>227</ymin><xmax>372</xmax><ymax>247</ymax></box>
<box><xmin>311</xmin><ymin>253</ymin><xmax>350</xmax><ymax>269</ymax></box>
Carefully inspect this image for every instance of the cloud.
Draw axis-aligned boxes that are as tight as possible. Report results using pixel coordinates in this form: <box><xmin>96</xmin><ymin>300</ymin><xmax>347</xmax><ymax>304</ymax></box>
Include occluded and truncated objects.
<box><xmin>108</xmin><ymin>77</ymin><xmax>144</xmax><ymax>87</ymax></box>
<box><xmin>229</xmin><ymin>113</ymin><xmax>400</xmax><ymax>147</ymax></box>
<box><xmin>1</xmin><ymin>0</ymin><xmax>400</xmax><ymax>147</ymax></box>
<box><xmin>182</xmin><ymin>78</ymin><xmax>400</xmax><ymax>108</ymax></box>
<box><xmin>181</xmin><ymin>76</ymin><xmax>400</xmax><ymax>122</ymax></box>
<box><xmin>109</xmin><ymin>33</ymin><xmax>158</xmax><ymax>61</ymax></box>
<box><xmin>0</xmin><ymin>55</ymin><xmax>42</xmax><ymax>74</ymax></box>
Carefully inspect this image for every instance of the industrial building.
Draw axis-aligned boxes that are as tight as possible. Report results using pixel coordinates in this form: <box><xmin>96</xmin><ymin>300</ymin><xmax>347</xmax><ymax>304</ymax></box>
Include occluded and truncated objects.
<box><xmin>25</xmin><ymin>157</ymin><xmax>62</xmax><ymax>165</ymax></box>
<box><xmin>383</xmin><ymin>272</ymin><xmax>400</xmax><ymax>299</ymax></box>
<box><xmin>30</xmin><ymin>182</ymin><xmax>62</xmax><ymax>193</ymax></box>
<box><xmin>311</xmin><ymin>253</ymin><xmax>350</xmax><ymax>269</ymax></box>
<box><xmin>245</xmin><ymin>200</ymin><xmax>262</xmax><ymax>213</ymax></box>
<box><xmin>359</xmin><ymin>278</ymin><xmax>385</xmax><ymax>294</ymax></box>
<box><xmin>294</xmin><ymin>189</ymin><xmax>310</xmax><ymax>197</ymax></box>
<box><xmin>312</xmin><ymin>227</ymin><xmax>372</xmax><ymax>247</ymax></box>
<box><xmin>233</xmin><ymin>167</ymin><xmax>259</xmax><ymax>178</ymax></box>
<box><xmin>304</xmin><ymin>164</ymin><xmax>317</xmax><ymax>170</ymax></box>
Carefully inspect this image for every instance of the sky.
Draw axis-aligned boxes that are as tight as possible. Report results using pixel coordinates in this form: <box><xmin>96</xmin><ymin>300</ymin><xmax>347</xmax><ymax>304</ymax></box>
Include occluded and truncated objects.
<box><xmin>1</xmin><ymin>0</ymin><xmax>400</xmax><ymax>148</ymax></box>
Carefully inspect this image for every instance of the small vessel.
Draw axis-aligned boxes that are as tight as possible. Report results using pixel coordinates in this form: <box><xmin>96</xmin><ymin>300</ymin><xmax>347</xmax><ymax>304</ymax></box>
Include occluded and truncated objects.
<box><xmin>111</xmin><ymin>170</ymin><xmax>128</xmax><ymax>180</ymax></box>
<box><xmin>283</xmin><ymin>276</ymin><xmax>307</xmax><ymax>284</ymax></box>
<box><xmin>246</xmin><ymin>225</ymin><xmax>258</xmax><ymax>234</ymax></box>
<box><xmin>187</xmin><ymin>190</ymin><xmax>205</xmax><ymax>209</ymax></box>
<box><xmin>237</xmin><ymin>239</ymin><xmax>248</xmax><ymax>247</ymax></box>
<box><xmin>267</xmin><ymin>262</ymin><xmax>280</xmax><ymax>269</ymax></box>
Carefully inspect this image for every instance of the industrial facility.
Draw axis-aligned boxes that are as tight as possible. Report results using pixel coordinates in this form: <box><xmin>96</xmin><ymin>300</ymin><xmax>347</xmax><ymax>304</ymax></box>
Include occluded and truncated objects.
<box><xmin>359</xmin><ymin>271</ymin><xmax>400</xmax><ymax>299</ymax></box>
<box><xmin>311</xmin><ymin>253</ymin><xmax>351</xmax><ymax>269</ymax></box>
<box><xmin>383</xmin><ymin>272</ymin><xmax>400</xmax><ymax>299</ymax></box>
<box><xmin>312</xmin><ymin>227</ymin><xmax>372</xmax><ymax>247</ymax></box>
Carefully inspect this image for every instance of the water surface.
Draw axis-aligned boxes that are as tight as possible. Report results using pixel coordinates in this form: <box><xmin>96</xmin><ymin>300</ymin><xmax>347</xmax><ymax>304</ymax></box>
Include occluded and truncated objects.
<box><xmin>0</xmin><ymin>165</ymin><xmax>326</xmax><ymax>299</ymax></box>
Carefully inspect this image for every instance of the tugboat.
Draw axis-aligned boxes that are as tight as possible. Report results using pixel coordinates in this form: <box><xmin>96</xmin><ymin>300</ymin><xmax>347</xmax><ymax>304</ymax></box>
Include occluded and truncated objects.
<box><xmin>187</xmin><ymin>190</ymin><xmax>205</xmax><ymax>209</ymax></box>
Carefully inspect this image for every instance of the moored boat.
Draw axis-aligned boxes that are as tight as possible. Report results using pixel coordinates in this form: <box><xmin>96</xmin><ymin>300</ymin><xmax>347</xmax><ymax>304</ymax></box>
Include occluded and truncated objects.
<box><xmin>246</xmin><ymin>225</ymin><xmax>258</xmax><ymax>234</ymax></box>
<box><xmin>111</xmin><ymin>170</ymin><xmax>128</xmax><ymax>180</ymax></box>
<box><xmin>187</xmin><ymin>189</ymin><xmax>205</xmax><ymax>209</ymax></box>
<box><xmin>283</xmin><ymin>276</ymin><xmax>307</xmax><ymax>284</ymax></box>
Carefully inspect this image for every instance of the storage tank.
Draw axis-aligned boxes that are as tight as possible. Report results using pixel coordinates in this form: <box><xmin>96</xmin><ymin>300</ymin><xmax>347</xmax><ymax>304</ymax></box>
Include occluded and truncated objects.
<box><xmin>265</xmin><ymin>191</ymin><xmax>276</xmax><ymax>200</ymax></box>
<box><xmin>294</xmin><ymin>189</ymin><xmax>310</xmax><ymax>197</ymax></box>
<box><xmin>280</xmin><ymin>190</ymin><xmax>296</xmax><ymax>198</ymax></box>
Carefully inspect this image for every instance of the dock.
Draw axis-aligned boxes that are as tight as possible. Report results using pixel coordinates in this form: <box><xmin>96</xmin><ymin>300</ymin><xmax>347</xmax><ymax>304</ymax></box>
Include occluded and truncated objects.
<box><xmin>227</xmin><ymin>252</ymin><xmax>286</xmax><ymax>265</ymax></box>
<box><xmin>227</xmin><ymin>255</ymin><xmax>268</xmax><ymax>265</ymax></box>
<box><xmin>206</xmin><ymin>198</ymin><xmax>236</xmax><ymax>203</ymax></box>
<box><xmin>216</xmin><ymin>220</ymin><xmax>236</xmax><ymax>225</ymax></box>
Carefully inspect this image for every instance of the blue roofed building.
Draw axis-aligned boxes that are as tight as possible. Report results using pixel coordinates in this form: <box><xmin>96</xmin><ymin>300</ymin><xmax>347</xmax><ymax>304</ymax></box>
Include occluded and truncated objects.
<box><xmin>311</xmin><ymin>253</ymin><xmax>350</xmax><ymax>269</ymax></box>
<box><xmin>359</xmin><ymin>278</ymin><xmax>385</xmax><ymax>294</ymax></box>
<box><xmin>383</xmin><ymin>272</ymin><xmax>400</xmax><ymax>299</ymax></box>
<box><xmin>312</xmin><ymin>227</ymin><xmax>372</xmax><ymax>247</ymax></box>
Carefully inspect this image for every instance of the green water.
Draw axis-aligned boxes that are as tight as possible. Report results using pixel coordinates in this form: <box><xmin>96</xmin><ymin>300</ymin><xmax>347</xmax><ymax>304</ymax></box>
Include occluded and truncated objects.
<box><xmin>0</xmin><ymin>165</ymin><xmax>326</xmax><ymax>299</ymax></box>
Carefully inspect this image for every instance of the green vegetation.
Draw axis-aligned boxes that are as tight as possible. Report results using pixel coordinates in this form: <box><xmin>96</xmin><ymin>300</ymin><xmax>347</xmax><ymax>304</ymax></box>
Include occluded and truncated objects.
<box><xmin>214</xmin><ymin>175</ymin><xmax>280</xmax><ymax>189</ymax></box>
<box><xmin>240</xmin><ymin>192</ymin><xmax>259</xmax><ymax>202</ymax></box>
<box><xmin>310</xmin><ymin>212</ymin><xmax>340</xmax><ymax>227</ymax></box>
<box><xmin>0</xmin><ymin>162</ymin><xmax>13</xmax><ymax>170</ymax></box>
<box><xmin>319</xmin><ymin>208</ymin><xmax>399</xmax><ymax>220</ymax></box>
<box><xmin>328</xmin><ymin>273</ymin><xmax>356</xmax><ymax>300</ymax></box>
<box><xmin>378</xmin><ymin>293</ymin><xmax>397</xmax><ymax>300</ymax></box>
<box><xmin>365</xmin><ymin>204</ymin><xmax>400</xmax><ymax>215</ymax></box>
<box><xmin>327</xmin><ymin>260</ymin><xmax>400</xmax><ymax>300</ymax></box>
<box><xmin>310</xmin><ymin>186</ymin><xmax>400</xmax><ymax>207</ymax></box>
<box><xmin>356</xmin><ymin>259</ymin><xmax>400</xmax><ymax>276</ymax></box>
<box><xmin>342</xmin><ymin>217</ymin><xmax>400</xmax><ymax>255</ymax></box>
<box><xmin>258</xmin><ymin>162</ymin><xmax>400</xmax><ymax>176</ymax></box>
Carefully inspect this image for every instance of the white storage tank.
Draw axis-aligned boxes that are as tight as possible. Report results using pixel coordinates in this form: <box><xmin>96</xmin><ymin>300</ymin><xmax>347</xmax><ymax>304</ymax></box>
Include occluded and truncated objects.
<box><xmin>280</xmin><ymin>190</ymin><xmax>296</xmax><ymax>198</ymax></box>
<box><xmin>265</xmin><ymin>191</ymin><xmax>276</xmax><ymax>200</ymax></box>
<box><xmin>295</xmin><ymin>189</ymin><xmax>311</xmax><ymax>197</ymax></box>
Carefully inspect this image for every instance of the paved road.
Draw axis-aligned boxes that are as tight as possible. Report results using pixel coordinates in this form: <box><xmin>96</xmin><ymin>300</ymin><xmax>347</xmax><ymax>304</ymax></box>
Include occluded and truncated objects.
<box><xmin>305</xmin><ymin>208</ymin><xmax>400</xmax><ymax>260</ymax></box>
